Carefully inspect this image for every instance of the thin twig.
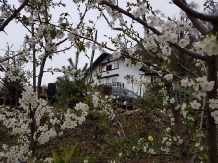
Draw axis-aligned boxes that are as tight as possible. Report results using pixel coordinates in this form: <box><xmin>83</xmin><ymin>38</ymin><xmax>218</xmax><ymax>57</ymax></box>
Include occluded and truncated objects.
<box><xmin>116</xmin><ymin>119</ymin><xmax>128</xmax><ymax>140</ymax></box>
<box><xmin>176</xmin><ymin>62</ymin><xmax>198</xmax><ymax>78</ymax></box>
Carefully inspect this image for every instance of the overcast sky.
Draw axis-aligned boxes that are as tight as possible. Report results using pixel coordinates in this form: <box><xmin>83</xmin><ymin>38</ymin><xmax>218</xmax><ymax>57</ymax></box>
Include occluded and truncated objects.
<box><xmin>0</xmin><ymin>0</ymin><xmax>205</xmax><ymax>86</ymax></box>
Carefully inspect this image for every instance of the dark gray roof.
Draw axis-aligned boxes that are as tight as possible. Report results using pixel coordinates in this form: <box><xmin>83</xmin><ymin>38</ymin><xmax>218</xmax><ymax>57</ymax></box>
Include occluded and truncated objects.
<box><xmin>92</xmin><ymin>53</ymin><xmax>111</xmax><ymax>69</ymax></box>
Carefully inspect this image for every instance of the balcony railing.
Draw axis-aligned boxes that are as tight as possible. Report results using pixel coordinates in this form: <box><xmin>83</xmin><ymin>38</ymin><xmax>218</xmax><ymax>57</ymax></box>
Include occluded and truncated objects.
<box><xmin>105</xmin><ymin>82</ymin><xmax>124</xmax><ymax>88</ymax></box>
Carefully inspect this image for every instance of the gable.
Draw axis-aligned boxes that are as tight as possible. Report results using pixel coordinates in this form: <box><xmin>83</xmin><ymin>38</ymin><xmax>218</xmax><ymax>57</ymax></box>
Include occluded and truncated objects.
<box><xmin>92</xmin><ymin>53</ymin><xmax>111</xmax><ymax>69</ymax></box>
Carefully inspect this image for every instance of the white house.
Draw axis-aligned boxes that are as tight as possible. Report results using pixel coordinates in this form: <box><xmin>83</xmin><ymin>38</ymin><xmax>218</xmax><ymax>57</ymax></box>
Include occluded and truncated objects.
<box><xmin>88</xmin><ymin>53</ymin><xmax>159</xmax><ymax>96</ymax></box>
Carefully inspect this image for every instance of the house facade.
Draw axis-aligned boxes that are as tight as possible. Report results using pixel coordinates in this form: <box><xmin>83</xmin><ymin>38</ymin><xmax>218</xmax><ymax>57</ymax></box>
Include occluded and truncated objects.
<box><xmin>89</xmin><ymin>53</ymin><xmax>159</xmax><ymax>96</ymax></box>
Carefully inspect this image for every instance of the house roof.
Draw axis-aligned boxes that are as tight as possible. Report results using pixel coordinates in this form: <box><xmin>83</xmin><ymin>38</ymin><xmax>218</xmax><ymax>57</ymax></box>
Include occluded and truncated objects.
<box><xmin>92</xmin><ymin>53</ymin><xmax>111</xmax><ymax>69</ymax></box>
<box><xmin>89</xmin><ymin>52</ymin><xmax>158</xmax><ymax>76</ymax></box>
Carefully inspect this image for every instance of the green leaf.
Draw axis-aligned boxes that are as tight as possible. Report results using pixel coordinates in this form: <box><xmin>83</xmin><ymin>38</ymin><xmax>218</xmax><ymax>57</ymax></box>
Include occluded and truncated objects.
<box><xmin>22</xmin><ymin>15</ymin><xmax>29</xmax><ymax>26</ymax></box>
<box><xmin>63</xmin><ymin>144</ymin><xmax>79</xmax><ymax>163</ymax></box>
<box><xmin>76</xmin><ymin>41</ymin><xmax>85</xmax><ymax>52</ymax></box>
<box><xmin>52</xmin><ymin>151</ymin><xmax>64</xmax><ymax>163</ymax></box>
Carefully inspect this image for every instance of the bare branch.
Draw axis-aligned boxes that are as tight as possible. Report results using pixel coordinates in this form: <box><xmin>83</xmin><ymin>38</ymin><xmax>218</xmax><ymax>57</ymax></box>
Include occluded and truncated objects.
<box><xmin>51</xmin><ymin>6</ymin><xmax>89</xmax><ymax>47</ymax></box>
<box><xmin>172</xmin><ymin>0</ymin><xmax>218</xmax><ymax>21</ymax></box>
<box><xmin>101</xmin><ymin>1</ymin><xmax>207</xmax><ymax>61</ymax></box>
<box><xmin>127</xmin><ymin>34</ymin><xmax>159</xmax><ymax>59</ymax></box>
<box><xmin>116</xmin><ymin>119</ymin><xmax>128</xmax><ymax>140</ymax></box>
<box><xmin>0</xmin><ymin>52</ymin><xmax>23</xmax><ymax>63</ymax></box>
<box><xmin>99</xmin><ymin>9</ymin><xmax>160</xmax><ymax>60</ymax></box>
<box><xmin>101</xmin><ymin>0</ymin><xmax>162</xmax><ymax>35</ymax></box>
<box><xmin>75</xmin><ymin>33</ymin><xmax>115</xmax><ymax>51</ymax></box>
<box><xmin>53</xmin><ymin>42</ymin><xmax>75</xmax><ymax>54</ymax></box>
<box><xmin>170</xmin><ymin>43</ymin><xmax>207</xmax><ymax>61</ymax></box>
<box><xmin>0</xmin><ymin>0</ymin><xmax>30</xmax><ymax>32</ymax></box>
<box><xmin>176</xmin><ymin>62</ymin><xmax>198</xmax><ymax>77</ymax></box>
<box><xmin>55</xmin><ymin>38</ymin><xmax>67</xmax><ymax>46</ymax></box>
<box><xmin>187</xmin><ymin>16</ymin><xmax>210</xmax><ymax>35</ymax></box>
<box><xmin>76</xmin><ymin>6</ymin><xmax>88</xmax><ymax>28</ymax></box>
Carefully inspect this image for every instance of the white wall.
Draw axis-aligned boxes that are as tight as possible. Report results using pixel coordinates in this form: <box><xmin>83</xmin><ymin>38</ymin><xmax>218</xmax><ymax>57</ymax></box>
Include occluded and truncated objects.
<box><xmin>90</xmin><ymin>55</ymin><xmax>152</xmax><ymax>96</ymax></box>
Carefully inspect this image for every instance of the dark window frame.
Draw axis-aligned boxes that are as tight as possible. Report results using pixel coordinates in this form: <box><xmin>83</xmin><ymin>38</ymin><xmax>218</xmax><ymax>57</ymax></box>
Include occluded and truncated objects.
<box><xmin>99</xmin><ymin>59</ymin><xmax>119</xmax><ymax>72</ymax></box>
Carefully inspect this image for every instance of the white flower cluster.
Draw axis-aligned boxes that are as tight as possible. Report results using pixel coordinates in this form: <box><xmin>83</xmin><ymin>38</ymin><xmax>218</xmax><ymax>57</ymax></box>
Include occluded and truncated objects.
<box><xmin>181</xmin><ymin>76</ymin><xmax>214</xmax><ymax>92</ymax></box>
<box><xmin>61</xmin><ymin>102</ymin><xmax>89</xmax><ymax>129</ymax></box>
<box><xmin>179</xmin><ymin>35</ymin><xmax>190</xmax><ymax>48</ymax></box>
<box><xmin>196</xmin><ymin>76</ymin><xmax>214</xmax><ymax>91</ymax></box>
<box><xmin>161</xmin><ymin>137</ymin><xmax>171</xmax><ymax>153</ymax></box>
<box><xmin>190</xmin><ymin>100</ymin><xmax>201</xmax><ymax>110</ymax></box>
<box><xmin>124</xmin><ymin>58</ymin><xmax>132</xmax><ymax>67</ymax></box>
<box><xmin>209</xmin><ymin>99</ymin><xmax>218</xmax><ymax>109</ymax></box>
<box><xmin>0</xmin><ymin>52</ymin><xmax>30</xmax><ymax>82</ymax></box>
<box><xmin>180</xmin><ymin>103</ymin><xmax>188</xmax><ymax>118</ymax></box>
<box><xmin>158</xmin><ymin>31</ymin><xmax>178</xmax><ymax>45</ymax></box>
<box><xmin>161</xmin><ymin>135</ymin><xmax>183</xmax><ymax>153</ymax></box>
<box><xmin>88</xmin><ymin>91</ymin><xmax>115</xmax><ymax>117</ymax></box>
<box><xmin>51</xmin><ymin>67</ymin><xmax>85</xmax><ymax>81</ymax></box>
<box><xmin>170</xmin><ymin>98</ymin><xmax>175</xmax><ymax>104</ymax></box>
<box><xmin>19</xmin><ymin>86</ymin><xmax>39</xmax><ymax>108</ymax></box>
<box><xmin>162</xmin><ymin>45</ymin><xmax>172</xmax><ymax>60</ymax></box>
<box><xmin>112</xmin><ymin>51</ymin><xmax>121</xmax><ymax>58</ymax></box>
<box><xmin>84</xmin><ymin>41</ymin><xmax>105</xmax><ymax>53</ymax></box>
<box><xmin>131</xmin><ymin>138</ymin><xmax>157</xmax><ymax>155</ymax></box>
<box><xmin>123</xmin><ymin>58</ymin><xmax>143</xmax><ymax>70</ymax></box>
<box><xmin>164</xmin><ymin>74</ymin><xmax>173</xmax><ymax>81</ymax></box>
<box><xmin>0</xmin><ymin>86</ymin><xmax>89</xmax><ymax>161</ymax></box>
<box><xmin>194</xmin><ymin>35</ymin><xmax>218</xmax><ymax>56</ymax></box>
<box><xmin>180</xmin><ymin>76</ymin><xmax>218</xmax><ymax>123</ymax></box>
<box><xmin>132</xmin><ymin>4</ymin><xmax>148</xmax><ymax>18</ymax></box>
<box><xmin>90</xmin><ymin>92</ymin><xmax>100</xmax><ymax>108</ymax></box>
<box><xmin>36</xmin><ymin>127</ymin><xmax>57</xmax><ymax>144</ymax></box>
<box><xmin>147</xmin><ymin>15</ymin><xmax>161</xmax><ymax>27</ymax></box>
<box><xmin>67</xmin><ymin>28</ymin><xmax>78</xmax><ymax>41</ymax></box>
<box><xmin>209</xmin><ymin>99</ymin><xmax>218</xmax><ymax>124</ymax></box>
<box><xmin>0</xmin><ymin>136</ymin><xmax>31</xmax><ymax>162</ymax></box>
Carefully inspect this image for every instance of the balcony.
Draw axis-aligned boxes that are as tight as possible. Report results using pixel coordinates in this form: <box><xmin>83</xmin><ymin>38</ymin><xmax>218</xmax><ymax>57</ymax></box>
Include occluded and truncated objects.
<box><xmin>105</xmin><ymin>82</ymin><xmax>124</xmax><ymax>88</ymax></box>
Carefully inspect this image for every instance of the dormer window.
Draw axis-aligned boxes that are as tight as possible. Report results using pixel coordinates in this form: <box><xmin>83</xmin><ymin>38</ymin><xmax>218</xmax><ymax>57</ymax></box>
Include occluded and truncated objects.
<box><xmin>99</xmin><ymin>60</ymin><xmax>119</xmax><ymax>72</ymax></box>
<box><xmin>106</xmin><ymin>64</ymin><xmax>112</xmax><ymax>71</ymax></box>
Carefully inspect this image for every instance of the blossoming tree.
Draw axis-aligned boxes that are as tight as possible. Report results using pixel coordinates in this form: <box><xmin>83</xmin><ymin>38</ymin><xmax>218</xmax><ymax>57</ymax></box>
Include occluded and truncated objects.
<box><xmin>68</xmin><ymin>0</ymin><xmax>217</xmax><ymax>162</ymax></box>
<box><xmin>0</xmin><ymin>0</ymin><xmax>92</xmax><ymax>162</ymax></box>
<box><xmin>1</xmin><ymin>0</ymin><xmax>218</xmax><ymax>163</ymax></box>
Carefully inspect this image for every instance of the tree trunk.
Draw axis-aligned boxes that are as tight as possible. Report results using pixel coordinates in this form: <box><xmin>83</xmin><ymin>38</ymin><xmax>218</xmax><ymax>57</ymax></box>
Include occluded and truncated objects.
<box><xmin>37</xmin><ymin>56</ymin><xmax>47</xmax><ymax>98</ymax></box>
<box><xmin>165</xmin><ymin>82</ymin><xmax>192</xmax><ymax>163</ymax></box>
<box><xmin>206</xmin><ymin>56</ymin><xmax>218</xmax><ymax>163</ymax></box>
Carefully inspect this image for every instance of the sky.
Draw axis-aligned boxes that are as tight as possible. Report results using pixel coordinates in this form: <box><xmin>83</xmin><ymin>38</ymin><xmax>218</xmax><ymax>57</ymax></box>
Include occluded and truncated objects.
<box><xmin>0</xmin><ymin>0</ymin><xmax>205</xmax><ymax>86</ymax></box>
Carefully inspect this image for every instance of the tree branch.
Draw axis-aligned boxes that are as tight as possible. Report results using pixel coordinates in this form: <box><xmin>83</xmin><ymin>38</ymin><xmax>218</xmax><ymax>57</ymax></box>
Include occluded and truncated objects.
<box><xmin>128</xmin><ymin>34</ymin><xmax>159</xmax><ymax>59</ymax></box>
<box><xmin>186</xmin><ymin>16</ymin><xmax>210</xmax><ymax>35</ymax></box>
<box><xmin>0</xmin><ymin>0</ymin><xmax>29</xmax><ymax>32</ymax></box>
<box><xmin>0</xmin><ymin>52</ymin><xmax>23</xmax><ymax>63</ymax></box>
<box><xmin>170</xmin><ymin>43</ymin><xmax>207</xmax><ymax>61</ymax></box>
<box><xmin>101</xmin><ymin>0</ymin><xmax>162</xmax><ymax>35</ymax></box>
<box><xmin>172</xmin><ymin>0</ymin><xmax>218</xmax><ymax>22</ymax></box>
<box><xmin>176</xmin><ymin>62</ymin><xmax>198</xmax><ymax>77</ymax></box>
<box><xmin>101</xmin><ymin>1</ymin><xmax>207</xmax><ymax>61</ymax></box>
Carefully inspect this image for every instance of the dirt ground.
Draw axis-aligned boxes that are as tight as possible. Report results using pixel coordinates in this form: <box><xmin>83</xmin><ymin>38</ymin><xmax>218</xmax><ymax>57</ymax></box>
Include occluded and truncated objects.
<box><xmin>37</xmin><ymin>110</ymin><xmax>182</xmax><ymax>163</ymax></box>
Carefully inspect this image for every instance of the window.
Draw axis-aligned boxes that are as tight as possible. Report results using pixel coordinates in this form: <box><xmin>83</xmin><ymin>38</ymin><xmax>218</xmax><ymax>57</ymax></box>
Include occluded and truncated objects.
<box><xmin>99</xmin><ymin>60</ymin><xmax>119</xmax><ymax>72</ymax></box>
<box><xmin>114</xmin><ymin>61</ymin><xmax>119</xmax><ymax>69</ymax></box>
<box><xmin>106</xmin><ymin>64</ymin><xmax>112</xmax><ymax>71</ymax></box>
